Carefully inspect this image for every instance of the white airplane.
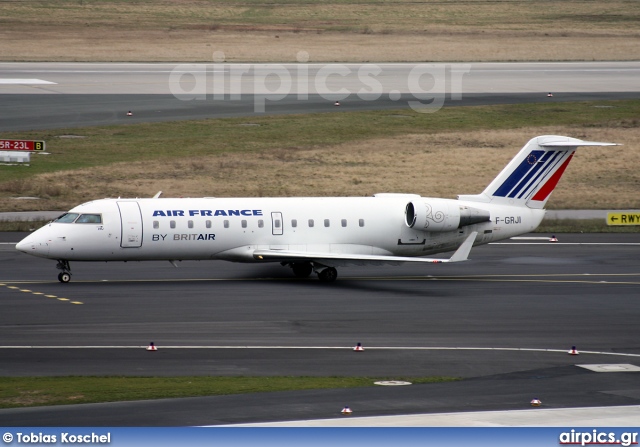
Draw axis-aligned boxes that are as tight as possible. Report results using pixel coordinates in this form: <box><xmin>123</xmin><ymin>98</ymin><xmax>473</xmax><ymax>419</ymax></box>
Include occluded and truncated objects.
<box><xmin>16</xmin><ymin>135</ymin><xmax>615</xmax><ymax>283</ymax></box>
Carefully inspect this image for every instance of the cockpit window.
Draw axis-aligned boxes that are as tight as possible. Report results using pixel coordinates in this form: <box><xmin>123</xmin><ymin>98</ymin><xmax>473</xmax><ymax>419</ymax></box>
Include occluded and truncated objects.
<box><xmin>75</xmin><ymin>214</ymin><xmax>102</xmax><ymax>224</ymax></box>
<box><xmin>54</xmin><ymin>213</ymin><xmax>80</xmax><ymax>223</ymax></box>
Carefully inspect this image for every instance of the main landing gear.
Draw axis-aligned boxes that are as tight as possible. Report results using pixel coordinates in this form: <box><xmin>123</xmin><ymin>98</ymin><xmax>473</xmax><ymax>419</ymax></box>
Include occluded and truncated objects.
<box><xmin>288</xmin><ymin>262</ymin><xmax>338</xmax><ymax>283</ymax></box>
<box><xmin>291</xmin><ymin>262</ymin><xmax>313</xmax><ymax>278</ymax></box>
<box><xmin>317</xmin><ymin>267</ymin><xmax>338</xmax><ymax>283</ymax></box>
<box><xmin>56</xmin><ymin>260</ymin><xmax>71</xmax><ymax>283</ymax></box>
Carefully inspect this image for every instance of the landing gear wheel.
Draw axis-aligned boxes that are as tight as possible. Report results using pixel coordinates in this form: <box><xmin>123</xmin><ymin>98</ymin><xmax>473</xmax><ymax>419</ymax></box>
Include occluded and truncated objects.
<box><xmin>291</xmin><ymin>262</ymin><xmax>313</xmax><ymax>278</ymax></box>
<box><xmin>58</xmin><ymin>272</ymin><xmax>71</xmax><ymax>283</ymax></box>
<box><xmin>56</xmin><ymin>260</ymin><xmax>72</xmax><ymax>283</ymax></box>
<box><xmin>318</xmin><ymin>267</ymin><xmax>338</xmax><ymax>283</ymax></box>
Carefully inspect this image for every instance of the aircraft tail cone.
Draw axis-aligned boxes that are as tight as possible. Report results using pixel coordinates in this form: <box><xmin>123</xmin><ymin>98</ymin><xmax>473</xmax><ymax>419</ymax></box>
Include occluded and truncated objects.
<box><xmin>146</xmin><ymin>342</ymin><xmax>157</xmax><ymax>351</ymax></box>
<box><xmin>530</xmin><ymin>398</ymin><xmax>542</xmax><ymax>407</ymax></box>
<box><xmin>549</xmin><ymin>235</ymin><xmax>558</xmax><ymax>242</ymax></box>
<box><xmin>341</xmin><ymin>406</ymin><xmax>353</xmax><ymax>415</ymax></box>
<box><xmin>569</xmin><ymin>346</ymin><xmax>579</xmax><ymax>355</ymax></box>
<box><xmin>353</xmin><ymin>342</ymin><xmax>364</xmax><ymax>352</ymax></box>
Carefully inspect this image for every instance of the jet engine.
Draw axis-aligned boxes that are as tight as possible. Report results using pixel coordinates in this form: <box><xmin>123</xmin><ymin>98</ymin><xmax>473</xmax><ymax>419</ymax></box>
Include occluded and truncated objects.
<box><xmin>405</xmin><ymin>199</ymin><xmax>491</xmax><ymax>232</ymax></box>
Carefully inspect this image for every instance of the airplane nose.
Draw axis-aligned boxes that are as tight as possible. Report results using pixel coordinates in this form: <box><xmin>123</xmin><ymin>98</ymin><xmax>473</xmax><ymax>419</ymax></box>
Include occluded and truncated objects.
<box><xmin>15</xmin><ymin>237</ymin><xmax>32</xmax><ymax>253</ymax></box>
<box><xmin>16</xmin><ymin>233</ymin><xmax>49</xmax><ymax>257</ymax></box>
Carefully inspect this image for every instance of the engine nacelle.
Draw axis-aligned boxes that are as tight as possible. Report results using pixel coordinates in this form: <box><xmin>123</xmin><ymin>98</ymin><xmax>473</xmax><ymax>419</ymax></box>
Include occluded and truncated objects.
<box><xmin>405</xmin><ymin>199</ymin><xmax>490</xmax><ymax>232</ymax></box>
<box><xmin>459</xmin><ymin>205</ymin><xmax>492</xmax><ymax>227</ymax></box>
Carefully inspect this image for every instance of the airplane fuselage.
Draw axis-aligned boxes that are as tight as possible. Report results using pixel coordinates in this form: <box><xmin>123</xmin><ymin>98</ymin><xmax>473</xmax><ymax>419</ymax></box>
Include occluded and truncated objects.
<box><xmin>18</xmin><ymin>195</ymin><xmax>543</xmax><ymax>263</ymax></box>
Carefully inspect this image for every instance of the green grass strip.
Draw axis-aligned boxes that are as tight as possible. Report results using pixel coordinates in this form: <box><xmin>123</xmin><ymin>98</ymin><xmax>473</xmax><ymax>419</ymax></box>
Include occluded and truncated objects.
<box><xmin>0</xmin><ymin>376</ymin><xmax>458</xmax><ymax>409</ymax></box>
<box><xmin>2</xmin><ymin>99</ymin><xmax>639</xmax><ymax>183</ymax></box>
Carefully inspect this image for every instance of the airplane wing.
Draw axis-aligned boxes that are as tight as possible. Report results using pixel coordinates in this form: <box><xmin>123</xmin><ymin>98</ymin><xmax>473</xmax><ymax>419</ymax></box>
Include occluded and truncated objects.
<box><xmin>253</xmin><ymin>232</ymin><xmax>477</xmax><ymax>266</ymax></box>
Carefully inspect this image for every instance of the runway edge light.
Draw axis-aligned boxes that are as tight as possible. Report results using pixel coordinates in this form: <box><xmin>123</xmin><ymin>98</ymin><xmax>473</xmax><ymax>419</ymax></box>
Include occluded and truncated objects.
<box><xmin>549</xmin><ymin>235</ymin><xmax>558</xmax><ymax>242</ymax></box>
<box><xmin>146</xmin><ymin>342</ymin><xmax>157</xmax><ymax>351</ymax></box>
<box><xmin>341</xmin><ymin>406</ymin><xmax>353</xmax><ymax>415</ymax></box>
<box><xmin>353</xmin><ymin>342</ymin><xmax>364</xmax><ymax>352</ymax></box>
<box><xmin>569</xmin><ymin>346</ymin><xmax>579</xmax><ymax>355</ymax></box>
<box><xmin>530</xmin><ymin>398</ymin><xmax>542</xmax><ymax>407</ymax></box>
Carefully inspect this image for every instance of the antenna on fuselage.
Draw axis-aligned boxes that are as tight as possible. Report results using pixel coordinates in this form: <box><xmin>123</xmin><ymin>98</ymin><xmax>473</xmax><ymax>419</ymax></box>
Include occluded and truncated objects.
<box><xmin>152</xmin><ymin>191</ymin><xmax>162</xmax><ymax>199</ymax></box>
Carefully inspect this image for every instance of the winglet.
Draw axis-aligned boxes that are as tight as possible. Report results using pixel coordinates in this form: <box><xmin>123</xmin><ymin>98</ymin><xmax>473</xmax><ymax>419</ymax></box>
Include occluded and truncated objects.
<box><xmin>446</xmin><ymin>231</ymin><xmax>477</xmax><ymax>262</ymax></box>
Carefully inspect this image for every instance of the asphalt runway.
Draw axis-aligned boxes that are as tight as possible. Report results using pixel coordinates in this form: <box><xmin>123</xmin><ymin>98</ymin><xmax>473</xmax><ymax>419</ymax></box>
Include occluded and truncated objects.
<box><xmin>1</xmin><ymin>233</ymin><xmax>639</xmax><ymax>425</ymax></box>
<box><xmin>1</xmin><ymin>61</ymin><xmax>640</xmax><ymax>131</ymax></box>
<box><xmin>1</xmin><ymin>62</ymin><xmax>640</xmax><ymax>426</ymax></box>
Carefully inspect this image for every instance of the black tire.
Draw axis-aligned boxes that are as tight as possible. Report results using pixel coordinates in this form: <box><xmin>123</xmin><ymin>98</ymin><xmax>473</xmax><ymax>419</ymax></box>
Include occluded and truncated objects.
<box><xmin>58</xmin><ymin>272</ymin><xmax>71</xmax><ymax>283</ymax></box>
<box><xmin>291</xmin><ymin>262</ymin><xmax>313</xmax><ymax>278</ymax></box>
<box><xmin>318</xmin><ymin>267</ymin><xmax>338</xmax><ymax>283</ymax></box>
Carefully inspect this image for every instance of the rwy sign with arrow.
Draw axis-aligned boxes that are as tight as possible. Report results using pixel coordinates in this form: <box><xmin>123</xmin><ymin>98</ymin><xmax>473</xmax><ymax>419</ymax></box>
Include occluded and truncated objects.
<box><xmin>607</xmin><ymin>212</ymin><xmax>640</xmax><ymax>226</ymax></box>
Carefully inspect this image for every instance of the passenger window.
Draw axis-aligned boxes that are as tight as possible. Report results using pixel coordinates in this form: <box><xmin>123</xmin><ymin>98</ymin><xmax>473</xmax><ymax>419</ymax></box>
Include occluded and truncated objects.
<box><xmin>308</xmin><ymin>219</ymin><xmax>314</xmax><ymax>228</ymax></box>
<box><xmin>170</xmin><ymin>220</ymin><xmax>176</xmax><ymax>229</ymax></box>
<box><xmin>188</xmin><ymin>220</ymin><xmax>194</xmax><ymax>229</ymax></box>
<box><xmin>258</xmin><ymin>220</ymin><xmax>264</xmax><ymax>228</ymax></box>
<box><xmin>206</xmin><ymin>220</ymin><xmax>212</xmax><ymax>229</ymax></box>
<box><xmin>341</xmin><ymin>219</ymin><xmax>347</xmax><ymax>227</ymax></box>
<box><xmin>324</xmin><ymin>219</ymin><xmax>330</xmax><ymax>227</ymax></box>
<box><xmin>54</xmin><ymin>213</ymin><xmax>79</xmax><ymax>223</ymax></box>
<box><xmin>153</xmin><ymin>221</ymin><xmax>159</xmax><ymax>229</ymax></box>
<box><xmin>241</xmin><ymin>220</ymin><xmax>247</xmax><ymax>228</ymax></box>
<box><xmin>224</xmin><ymin>220</ymin><xmax>229</xmax><ymax>229</ymax></box>
<box><xmin>291</xmin><ymin>219</ymin><xmax>297</xmax><ymax>228</ymax></box>
<box><xmin>76</xmin><ymin>214</ymin><xmax>102</xmax><ymax>224</ymax></box>
<box><xmin>275</xmin><ymin>219</ymin><xmax>281</xmax><ymax>228</ymax></box>
<box><xmin>359</xmin><ymin>219</ymin><xmax>365</xmax><ymax>227</ymax></box>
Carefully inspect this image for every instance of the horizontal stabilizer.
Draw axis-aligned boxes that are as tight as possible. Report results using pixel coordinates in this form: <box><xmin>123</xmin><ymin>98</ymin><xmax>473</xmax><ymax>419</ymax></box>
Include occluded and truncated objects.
<box><xmin>539</xmin><ymin>140</ymin><xmax>617</xmax><ymax>147</ymax></box>
<box><xmin>253</xmin><ymin>232</ymin><xmax>477</xmax><ymax>266</ymax></box>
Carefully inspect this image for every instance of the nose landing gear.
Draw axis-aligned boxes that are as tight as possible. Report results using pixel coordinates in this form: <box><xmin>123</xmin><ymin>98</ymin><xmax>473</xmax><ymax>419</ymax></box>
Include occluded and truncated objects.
<box><xmin>56</xmin><ymin>260</ymin><xmax>71</xmax><ymax>283</ymax></box>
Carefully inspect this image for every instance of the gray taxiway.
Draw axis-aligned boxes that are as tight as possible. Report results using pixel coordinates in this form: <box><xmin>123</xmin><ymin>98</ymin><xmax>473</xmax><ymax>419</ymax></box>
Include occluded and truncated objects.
<box><xmin>0</xmin><ymin>233</ymin><xmax>639</xmax><ymax>425</ymax></box>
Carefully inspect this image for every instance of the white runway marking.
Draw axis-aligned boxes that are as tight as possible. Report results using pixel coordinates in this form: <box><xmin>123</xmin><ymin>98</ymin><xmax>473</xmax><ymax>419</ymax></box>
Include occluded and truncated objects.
<box><xmin>578</xmin><ymin>364</ymin><xmax>640</xmax><ymax>372</ymax></box>
<box><xmin>0</xmin><ymin>345</ymin><xmax>639</xmax><ymax>358</ymax></box>
<box><xmin>227</xmin><ymin>405</ymin><xmax>640</xmax><ymax>427</ymax></box>
<box><xmin>0</xmin><ymin>78</ymin><xmax>57</xmax><ymax>84</ymax></box>
<box><xmin>510</xmin><ymin>237</ymin><xmax>552</xmax><ymax>240</ymax></box>
<box><xmin>3</xmin><ymin>70</ymin><xmax>226</xmax><ymax>74</ymax></box>
<box><xmin>492</xmin><ymin>242</ymin><xmax>640</xmax><ymax>245</ymax></box>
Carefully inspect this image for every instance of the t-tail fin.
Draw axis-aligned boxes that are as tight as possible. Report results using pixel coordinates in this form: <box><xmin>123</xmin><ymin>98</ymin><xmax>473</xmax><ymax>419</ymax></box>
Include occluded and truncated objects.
<box><xmin>458</xmin><ymin>135</ymin><xmax>616</xmax><ymax>209</ymax></box>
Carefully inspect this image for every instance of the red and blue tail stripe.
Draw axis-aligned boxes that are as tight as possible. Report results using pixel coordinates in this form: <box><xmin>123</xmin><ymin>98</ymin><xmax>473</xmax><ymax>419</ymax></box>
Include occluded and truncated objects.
<box><xmin>492</xmin><ymin>149</ymin><xmax>569</xmax><ymax>200</ymax></box>
<box><xmin>457</xmin><ymin>136</ymin><xmax>616</xmax><ymax>209</ymax></box>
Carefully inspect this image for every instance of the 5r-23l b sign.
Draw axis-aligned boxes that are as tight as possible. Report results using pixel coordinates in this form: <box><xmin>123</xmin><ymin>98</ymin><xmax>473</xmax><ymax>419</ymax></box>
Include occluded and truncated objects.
<box><xmin>0</xmin><ymin>140</ymin><xmax>46</xmax><ymax>151</ymax></box>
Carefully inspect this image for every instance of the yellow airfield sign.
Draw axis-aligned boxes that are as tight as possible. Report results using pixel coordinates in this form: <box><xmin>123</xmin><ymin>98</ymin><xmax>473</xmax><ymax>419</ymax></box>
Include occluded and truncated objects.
<box><xmin>607</xmin><ymin>212</ymin><xmax>640</xmax><ymax>226</ymax></box>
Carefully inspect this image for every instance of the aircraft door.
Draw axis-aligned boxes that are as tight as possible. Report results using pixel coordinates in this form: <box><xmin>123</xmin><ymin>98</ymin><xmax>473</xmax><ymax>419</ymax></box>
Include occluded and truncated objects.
<box><xmin>117</xmin><ymin>201</ymin><xmax>143</xmax><ymax>248</ymax></box>
<box><xmin>271</xmin><ymin>212</ymin><xmax>283</xmax><ymax>236</ymax></box>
